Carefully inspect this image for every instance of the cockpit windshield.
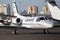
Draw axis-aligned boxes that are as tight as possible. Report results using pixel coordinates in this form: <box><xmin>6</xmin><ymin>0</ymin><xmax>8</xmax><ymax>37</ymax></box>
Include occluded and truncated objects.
<box><xmin>36</xmin><ymin>17</ymin><xmax>47</xmax><ymax>22</ymax></box>
<box><xmin>36</xmin><ymin>17</ymin><xmax>45</xmax><ymax>21</ymax></box>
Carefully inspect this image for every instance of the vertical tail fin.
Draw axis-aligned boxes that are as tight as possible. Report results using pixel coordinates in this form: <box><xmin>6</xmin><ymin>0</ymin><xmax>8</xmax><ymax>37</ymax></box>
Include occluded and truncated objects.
<box><xmin>12</xmin><ymin>0</ymin><xmax>19</xmax><ymax>16</ymax></box>
<box><xmin>12</xmin><ymin>0</ymin><xmax>24</xmax><ymax>18</ymax></box>
<box><xmin>47</xmin><ymin>0</ymin><xmax>60</xmax><ymax>20</ymax></box>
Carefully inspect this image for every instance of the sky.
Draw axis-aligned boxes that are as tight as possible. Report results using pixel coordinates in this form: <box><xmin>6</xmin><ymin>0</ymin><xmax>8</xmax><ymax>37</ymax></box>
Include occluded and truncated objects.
<box><xmin>0</xmin><ymin>0</ymin><xmax>60</xmax><ymax>13</ymax></box>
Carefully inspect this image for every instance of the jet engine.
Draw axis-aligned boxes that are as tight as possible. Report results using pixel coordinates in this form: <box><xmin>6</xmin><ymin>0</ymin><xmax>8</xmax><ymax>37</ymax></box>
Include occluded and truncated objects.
<box><xmin>16</xmin><ymin>18</ymin><xmax>21</xmax><ymax>24</ymax></box>
<box><xmin>12</xmin><ymin>18</ymin><xmax>22</xmax><ymax>25</ymax></box>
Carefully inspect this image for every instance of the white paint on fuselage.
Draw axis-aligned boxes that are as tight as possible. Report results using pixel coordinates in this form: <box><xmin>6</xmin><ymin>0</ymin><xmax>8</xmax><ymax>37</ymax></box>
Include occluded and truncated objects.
<box><xmin>21</xmin><ymin>16</ymin><xmax>53</xmax><ymax>29</ymax></box>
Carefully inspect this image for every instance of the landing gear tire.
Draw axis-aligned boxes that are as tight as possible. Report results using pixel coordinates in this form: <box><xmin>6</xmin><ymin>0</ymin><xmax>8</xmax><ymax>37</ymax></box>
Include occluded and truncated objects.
<box><xmin>12</xmin><ymin>30</ymin><xmax>18</xmax><ymax>34</ymax></box>
<box><xmin>44</xmin><ymin>29</ymin><xmax>49</xmax><ymax>34</ymax></box>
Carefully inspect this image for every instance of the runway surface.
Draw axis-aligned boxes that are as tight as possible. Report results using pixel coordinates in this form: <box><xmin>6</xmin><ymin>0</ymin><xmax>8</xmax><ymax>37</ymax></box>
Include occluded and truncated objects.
<box><xmin>0</xmin><ymin>27</ymin><xmax>60</xmax><ymax>40</ymax></box>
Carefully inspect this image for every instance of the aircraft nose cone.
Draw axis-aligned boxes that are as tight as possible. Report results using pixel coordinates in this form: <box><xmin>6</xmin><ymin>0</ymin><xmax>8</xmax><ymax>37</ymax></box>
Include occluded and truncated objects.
<box><xmin>40</xmin><ymin>20</ymin><xmax>53</xmax><ymax>28</ymax></box>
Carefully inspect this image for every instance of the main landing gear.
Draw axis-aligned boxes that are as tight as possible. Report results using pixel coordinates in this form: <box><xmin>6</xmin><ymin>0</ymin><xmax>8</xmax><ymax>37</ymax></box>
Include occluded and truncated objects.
<box><xmin>12</xmin><ymin>29</ymin><xmax>18</xmax><ymax>34</ymax></box>
<box><xmin>12</xmin><ymin>29</ymin><xmax>49</xmax><ymax>34</ymax></box>
<box><xmin>44</xmin><ymin>29</ymin><xmax>49</xmax><ymax>34</ymax></box>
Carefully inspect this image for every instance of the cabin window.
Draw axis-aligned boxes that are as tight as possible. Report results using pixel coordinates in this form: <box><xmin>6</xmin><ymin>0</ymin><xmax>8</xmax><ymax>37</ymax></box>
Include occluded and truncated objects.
<box><xmin>25</xmin><ymin>19</ymin><xmax>34</xmax><ymax>22</ymax></box>
<box><xmin>45</xmin><ymin>17</ymin><xmax>48</xmax><ymax>20</ymax></box>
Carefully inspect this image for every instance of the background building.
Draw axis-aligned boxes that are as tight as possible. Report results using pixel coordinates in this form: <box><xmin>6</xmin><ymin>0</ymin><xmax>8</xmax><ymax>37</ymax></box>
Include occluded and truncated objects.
<box><xmin>0</xmin><ymin>4</ymin><xmax>10</xmax><ymax>15</ymax></box>
<box><xmin>42</xmin><ymin>6</ymin><xmax>48</xmax><ymax>12</ymax></box>
<box><xmin>28</xmin><ymin>6</ymin><xmax>32</xmax><ymax>14</ymax></box>
<box><xmin>28</xmin><ymin>5</ymin><xmax>38</xmax><ymax>16</ymax></box>
<box><xmin>20</xmin><ymin>10</ymin><xmax>27</xmax><ymax>15</ymax></box>
<box><xmin>40</xmin><ymin>6</ymin><xmax>51</xmax><ymax>15</ymax></box>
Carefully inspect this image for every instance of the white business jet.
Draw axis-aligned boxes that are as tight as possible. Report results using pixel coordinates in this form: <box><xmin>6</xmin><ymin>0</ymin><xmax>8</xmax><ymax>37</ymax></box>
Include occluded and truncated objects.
<box><xmin>11</xmin><ymin>0</ymin><xmax>53</xmax><ymax>34</ymax></box>
<box><xmin>0</xmin><ymin>0</ymin><xmax>59</xmax><ymax>34</ymax></box>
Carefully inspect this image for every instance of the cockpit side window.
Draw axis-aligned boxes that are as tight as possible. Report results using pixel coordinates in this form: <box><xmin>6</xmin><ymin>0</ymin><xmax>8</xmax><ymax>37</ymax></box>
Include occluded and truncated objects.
<box><xmin>36</xmin><ymin>17</ymin><xmax>45</xmax><ymax>22</ymax></box>
<box><xmin>45</xmin><ymin>17</ymin><xmax>48</xmax><ymax>20</ymax></box>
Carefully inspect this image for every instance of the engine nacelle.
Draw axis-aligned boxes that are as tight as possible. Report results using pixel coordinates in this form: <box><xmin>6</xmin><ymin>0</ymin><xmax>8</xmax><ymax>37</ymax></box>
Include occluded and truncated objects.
<box><xmin>12</xmin><ymin>18</ymin><xmax>22</xmax><ymax>25</ymax></box>
<box><xmin>16</xmin><ymin>18</ymin><xmax>22</xmax><ymax>25</ymax></box>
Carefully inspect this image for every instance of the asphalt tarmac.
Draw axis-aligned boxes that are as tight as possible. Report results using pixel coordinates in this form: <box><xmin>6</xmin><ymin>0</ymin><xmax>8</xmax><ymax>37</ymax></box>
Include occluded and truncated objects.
<box><xmin>0</xmin><ymin>27</ymin><xmax>60</xmax><ymax>40</ymax></box>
